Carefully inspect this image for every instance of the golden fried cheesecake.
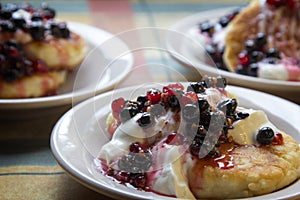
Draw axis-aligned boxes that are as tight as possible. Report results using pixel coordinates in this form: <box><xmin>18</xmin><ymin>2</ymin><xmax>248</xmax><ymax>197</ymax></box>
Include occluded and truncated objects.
<box><xmin>0</xmin><ymin>40</ymin><xmax>67</xmax><ymax>98</ymax></box>
<box><xmin>224</xmin><ymin>0</ymin><xmax>300</xmax><ymax>81</ymax></box>
<box><xmin>95</xmin><ymin>77</ymin><xmax>300</xmax><ymax>199</ymax></box>
<box><xmin>189</xmin><ymin>120</ymin><xmax>300</xmax><ymax>199</ymax></box>
<box><xmin>0</xmin><ymin>3</ymin><xmax>88</xmax><ymax>98</ymax></box>
<box><xmin>0</xmin><ymin>2</ymin><xmax>87</xmax><ymax>70</ymax></box>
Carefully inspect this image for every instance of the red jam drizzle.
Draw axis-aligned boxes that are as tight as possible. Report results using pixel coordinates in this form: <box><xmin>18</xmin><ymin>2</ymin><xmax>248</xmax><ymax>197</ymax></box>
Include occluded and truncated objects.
<box><xmin>189</xmin><ymin>142</ymin><xmax>236</xmax><ymax>190</ymax></box>
<box><xmin>204</xmin><ymin>142</ymin><xmax>235</xmax><ymax>170</ymax></box>
<box><xmin>272</xmin><ymin>132</ymin><xmax>284</xmax><ymax>145</ymax></box>
<box><xmin>191</xmin><ymin>142</ymin><xmax>236</xmax><ymax>179</ymax></box>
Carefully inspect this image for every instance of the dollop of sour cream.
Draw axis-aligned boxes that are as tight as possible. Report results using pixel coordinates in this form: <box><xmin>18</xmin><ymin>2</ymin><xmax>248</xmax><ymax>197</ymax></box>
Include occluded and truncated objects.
<box><xmin>228</xmin><ymin>107</ymin><xmax>278</xmax><ymax>145</ymax></box>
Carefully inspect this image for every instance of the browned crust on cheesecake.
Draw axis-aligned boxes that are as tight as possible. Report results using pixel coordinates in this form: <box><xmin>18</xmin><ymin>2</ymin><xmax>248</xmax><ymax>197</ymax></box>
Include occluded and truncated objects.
<box><xmin>223</xmin><ymin>0</ymin><xmax>261</xmax><ymax>72</ymax></box>
<box><xmin>189</xmin><ymin>131</ymin><xmax>300</xmax><ymax>199</ymax></box>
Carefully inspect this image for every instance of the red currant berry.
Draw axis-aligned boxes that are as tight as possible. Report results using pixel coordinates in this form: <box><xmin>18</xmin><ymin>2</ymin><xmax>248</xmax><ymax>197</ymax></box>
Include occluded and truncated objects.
<box><xmin>162</xmin><ymin>86</ymin><xmax>174</xmax><ymax>96</ymax></box>
<box><xmin>115</xmin><ymin>171</ymin><xmax>130</xmax><ymax>183</ymax></box>
<box><xmin>165</xmin><ymin>132</ymin><xmax>183</xmax><ymax>145</ymax></box>
<box><xmin>146</xmin><ymin>88</ymin><xmax>161</xmax><ymax>104</ymax></box>
<box><xmin>167</xmin><ymin>82</ymin><xmax>184</xmax><ymax>91</ymax></box>
<box><xmin>32</xmin><ymin>60</ymin><xmax>48</xmax><ymax>73</ymax></box>
<box><xmin>266</xmin><ymin>0</ymin><xmax>286</xmax><ymax>7</ymax></box>
<box><xmin>131</xmin><ymin>174</ymin><xmax>147</xmax><ymax>189</ymax></box>
<box><xmin>129</xmin><ymin>142</ymin><xmax>144</xmax><ymax>153</ymax></box>
<box><xmin>162</xmin><ymin>86</ymin><xmax>175</xmax><ymax>104</ymax></box>
<box><xmin>286</xmin><ymin>0</ymin><xmax>295</xmax><ymax>9</ymax></box>
<box><xmin>272</xmin><ymin>132</ymin><xmax>284</xmax><ymax>145</ymax></box>
<box><xmin>8</xmin><ymin>46</ymin><xmax>20</xmax><ymax>58</ymax></box>
<box><xmin>111</xmin><ymin>97</ymin><xmax>125</xmax><ymax>121</ymax></box>
<box><xmin>238</xmin><ymin>51</ymin><xmax>250</xmax><ymax>66</ymax></box>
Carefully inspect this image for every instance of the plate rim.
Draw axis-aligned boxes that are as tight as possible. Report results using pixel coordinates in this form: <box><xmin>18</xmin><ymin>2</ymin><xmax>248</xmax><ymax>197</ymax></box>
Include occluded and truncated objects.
<box><xmin>0</xmin><ymin>21</ymin><xmax>134</xmax><ymax>109</ymax></box>
<box><xmin>51</xmin><ymin>83</ymin><xmax>300</xmax><ymax>200</ymax></box>
<box><xmin>165</xmin><ymin>7</ymin><xmax>300</xmax><ymax>88</ymax></box>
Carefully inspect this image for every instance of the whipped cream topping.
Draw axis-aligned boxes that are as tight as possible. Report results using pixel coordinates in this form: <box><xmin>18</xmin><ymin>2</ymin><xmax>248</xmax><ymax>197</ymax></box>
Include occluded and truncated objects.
<box><xmin>257</xmin><ymin>57</ymin><xmax>300</xmax><ymax>81</ymax></box>
<box><xmin>258</xmin><ymin>62</ymin><xmax>289</xmax><ymax>80</ymax></box>
<box><xmin>99</xmin><ymin>110</ymin><xmax>181</xmax><ymax>163</ymax></box>
<box><xmin>148</xmin><ymin>144</ymin><xmax>195</xmax><ymax>199</ymax></box>
<box><xmin>99</xmin><ymin>113</ymin><xmax>147</xmax><ymax>163</ymax></box>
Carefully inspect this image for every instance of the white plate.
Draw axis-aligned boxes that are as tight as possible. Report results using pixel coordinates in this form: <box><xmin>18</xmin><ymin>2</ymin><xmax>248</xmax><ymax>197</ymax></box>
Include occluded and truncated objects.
<box><xmin>0</xmin><ymin>21</ymin><xmax>133</xmax><ymax>110</ymax></box>
<box><xmin>166</xmin><ymin>8</ymin><xmax>300</xmax><ymax>103</ymax></box>
<box><xmin>51</xmin><ymin>83</ymin><xmax>300</xmax><ymax>200</ymax></box>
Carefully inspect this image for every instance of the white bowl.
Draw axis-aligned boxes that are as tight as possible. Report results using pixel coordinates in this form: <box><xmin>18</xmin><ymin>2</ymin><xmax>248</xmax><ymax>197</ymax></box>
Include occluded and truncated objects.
<box><xmin>51</xmin><ymin>83</ymin><xmax>300</xmax><ymax>200</ymax></box>
<box><xmin>166</xmin><ymin>7</ymin><xmax>300</xmax><ymax>103</ymax></box>
<box><xmin>0</xmin><ymin>22</ymin><xmax>133</xmax><ymax>136</ymax></box>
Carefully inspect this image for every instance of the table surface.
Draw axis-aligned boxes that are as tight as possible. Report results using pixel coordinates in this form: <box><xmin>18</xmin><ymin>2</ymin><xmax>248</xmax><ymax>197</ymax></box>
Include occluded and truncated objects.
<box><xmin>2</xmin><ymin>0</ymin><xmax>296</xmax><ymax>200</ymax></box>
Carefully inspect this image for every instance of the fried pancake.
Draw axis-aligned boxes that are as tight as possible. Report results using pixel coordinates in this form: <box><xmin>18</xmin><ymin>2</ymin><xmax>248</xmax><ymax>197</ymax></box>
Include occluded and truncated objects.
<box><xmin>224</xmin><ymin>0</ymin><xmax>300</xmax><ymax>72</ymax></box>
<box><xmin>23</xmin><ymin>32</ymin><xmax>88</xmax><ymax>71</ymax></box>
<box><xmin>0</xmin><ymin>4</ymin><xmax>88</xmax><ymax>71</ymax></box>
<box><xmin>223</xmin><ymin>0</ymin><xmax>261</xmax><ymax>71</ymax></box>
<box><xmin>0</xmin><ymin>70</ymin><xmax>67</xmax><ymax>98</ymax></box>
<box><xmin>189</xmin><ymin>131</ymin><xmax>300</xmax><ymax>199</ymax></box>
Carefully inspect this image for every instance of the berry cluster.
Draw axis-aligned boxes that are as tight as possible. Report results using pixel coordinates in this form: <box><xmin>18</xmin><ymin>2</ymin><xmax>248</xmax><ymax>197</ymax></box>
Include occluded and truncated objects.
<box><xmin>184</xmin><ymin>82</ymin><xmax>249</xmax><ymax>158</ymax></box>
<box><xmin>200</xmin><ymin>9</ymin><xmax>241</xmax><ymax>71</ymax></box>
<box><xmin>105</xmin><ymin>142</ymin><xmax>151</xmax><ymax>190</ymax></box>
<box><xmin>199</xmin><ymin>9</ymin><xmax>240</xmax><ymax>36</ymax></box>
<box><xmin>0</xmin><ymin>40</ymin><xmax>48</xmax><ymax>81</ymax></box>
<box><xmin>111</xmin><ymin>78</ymin><xmax>229</xmax><ymax>128</ymax></box>
<box><xmin>235</xmin><ymin>33</ymin><xmax>281</xmax><ymax>77</ymax></box>
<box><xmin>111</xmin><ymin>82</ymin><xmax>186</xmax><ymax>130</ymax></box>
<box><xmin>0</xmin><ymin>3</ymin><xmax>70</xmax><ymax>40</ymax></box>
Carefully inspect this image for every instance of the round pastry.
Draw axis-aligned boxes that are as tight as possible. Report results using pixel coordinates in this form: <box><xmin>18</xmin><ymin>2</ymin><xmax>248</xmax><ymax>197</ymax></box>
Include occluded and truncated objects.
<box><xmin>0</xmin><ymin>40</ymin><xmax>67</xmax><ymax>98</ymax></box>
<box><xmin>0</xmin><ymin>2</ymin><xmax>88</xmax><ymax>70</ymax></box>
<box><xmin>96</xmin><ymin>77</ymin><xmax>300</xmax><ymax>199</ymax></box>
<box><xmin>189</xmin><ymin>1</ymin><xmax>300</xmax><ymax>81</ymax></box>
<box><xmin>0</xmin><ymin>3</ymin><xmax>88</xmax><ymax>98</ymax></box>
<box><xmin>189</xmin><ymin>129</ymin><xmax>300</xmax><ymax>199</ymax></box>
<box><xmin>224</xmin><ymin>0</ymin><xmax>300</xmax><ymax>81</ymax></box>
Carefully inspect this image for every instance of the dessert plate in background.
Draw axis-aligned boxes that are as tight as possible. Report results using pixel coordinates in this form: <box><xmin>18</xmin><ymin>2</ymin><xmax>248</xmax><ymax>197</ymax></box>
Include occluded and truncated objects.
<box><xmin>51</xmin><ymin>83</ymin><xmax>300</xmax><ymax>200</ymax></box>
<box><xmin>0</xmin><ymin>21</ymin><xmax>133</xmax><ymax>137</ymax></box>
<box><xmin>0</xmin><ymin>21</ymin><xmax>133</xmax><ymax>111</ymax></box>
<box><xmin>166</xmin><ymin>8</ymin><xmax>300</xmax><ymax>103</ymax></box>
